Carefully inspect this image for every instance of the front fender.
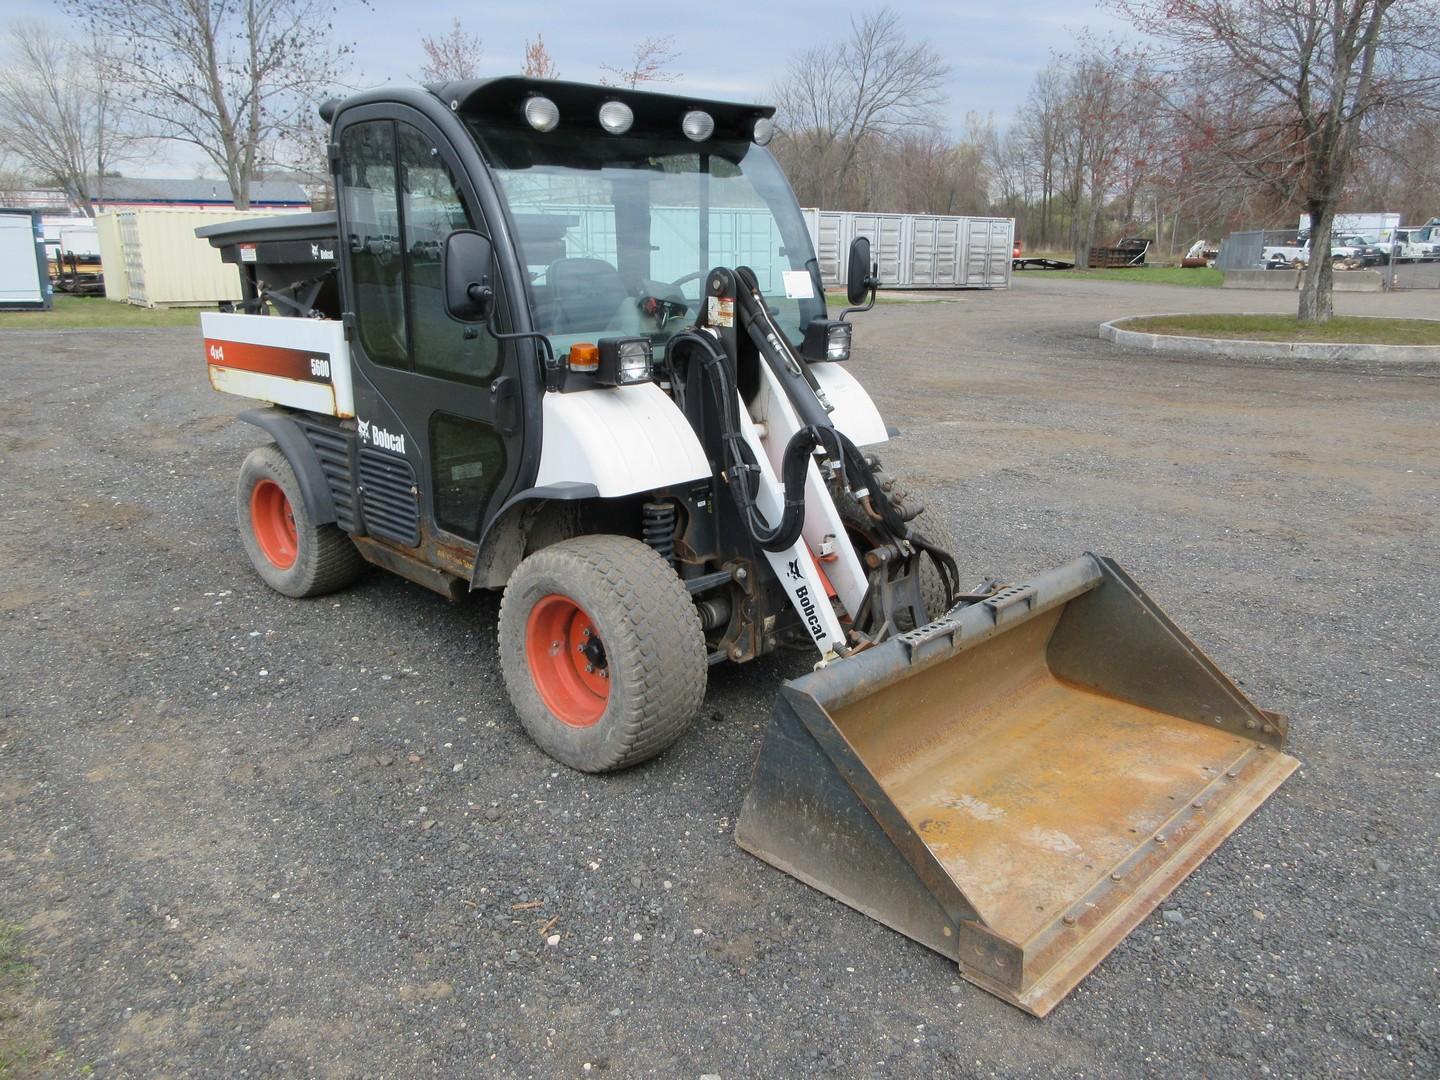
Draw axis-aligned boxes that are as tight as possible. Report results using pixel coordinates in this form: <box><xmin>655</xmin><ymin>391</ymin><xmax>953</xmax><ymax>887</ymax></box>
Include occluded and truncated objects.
<box><xmin>534</xmin><ymin>383</ymin><xmax>710</xmax><ymax>496</ymax></box>
<box><xmin>810</xmin><ymin>362</ymin><xmax>890</xmax><ymax>446</ymax></box>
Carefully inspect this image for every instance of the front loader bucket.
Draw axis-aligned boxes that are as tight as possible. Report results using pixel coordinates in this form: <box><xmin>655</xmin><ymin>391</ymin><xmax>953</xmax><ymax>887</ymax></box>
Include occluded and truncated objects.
<box><xmin>736</xmin><ymin>554</ymin><xmax>1297</xmax><ymax>1016</ymax></box>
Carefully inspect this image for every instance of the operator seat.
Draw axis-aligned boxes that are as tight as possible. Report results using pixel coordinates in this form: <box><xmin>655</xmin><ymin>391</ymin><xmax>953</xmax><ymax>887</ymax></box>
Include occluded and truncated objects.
<box><xmin>546</xmin><ymin>257</ymin><xmax>630</xmax><ymax>333</ymax></box>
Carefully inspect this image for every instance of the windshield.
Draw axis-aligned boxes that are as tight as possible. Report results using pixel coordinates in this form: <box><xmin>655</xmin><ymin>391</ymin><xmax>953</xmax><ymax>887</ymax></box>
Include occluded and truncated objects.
<box><xmin>469</xmin><ymin>126</ymin><xmax>826</xmax><ymax>354</ymax></box>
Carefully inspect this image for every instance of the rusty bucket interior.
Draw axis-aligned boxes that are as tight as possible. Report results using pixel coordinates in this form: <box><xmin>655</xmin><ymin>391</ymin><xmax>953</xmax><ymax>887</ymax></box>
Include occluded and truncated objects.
<box><xmin>736</xmin><ymin>554</ymin><xmax>1297</xmax><ymax>1016</ymax></box>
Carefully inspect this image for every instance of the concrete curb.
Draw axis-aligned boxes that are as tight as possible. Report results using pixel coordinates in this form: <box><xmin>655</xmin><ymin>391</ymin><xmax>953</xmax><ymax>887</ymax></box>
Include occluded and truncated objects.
<box><xmin>1099</xmin><ymin>314</ymin><xmax>1440</xmax><ymax>364</ymax></box>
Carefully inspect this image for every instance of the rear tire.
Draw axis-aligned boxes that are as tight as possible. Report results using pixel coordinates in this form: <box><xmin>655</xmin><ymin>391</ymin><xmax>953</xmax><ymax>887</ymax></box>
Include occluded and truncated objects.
<box><xmin>834</xmin><ymin>481</ymin><xmax>960</xmax><ymax>627</ymax></box>
<box><xmin>498</xmin><ymin>535</ymin><xmax>707</xmax><ymax>772</ymax></box>
<box><xmin>236</xmin><ymin>445</ymin><xmax>364</xmax><ymax>598</ymax></box>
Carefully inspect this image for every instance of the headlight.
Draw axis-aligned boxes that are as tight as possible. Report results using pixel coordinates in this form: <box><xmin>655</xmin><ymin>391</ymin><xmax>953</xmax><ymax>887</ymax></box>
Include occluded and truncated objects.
<box><xmin>524</xmin><ymin>95</ymin><xmax>560</xmax><ymax>132</ymax></box>
<box><xmin>597</xmin><ymin>336</ymin><xmax>654</xmax><ymax>385</ymax></box>
<box><xmin>800</xmin><ymin>318</ymin><xmax>852</xmax><ymax>363</ymax></box>
<box><xmin>752</xmin><ymin>116</ymin><xmax>775</xmax><ymax>145</ymax></box>
<box><xmin>598</xmin><ymin>100</ymin><xmax>633</xmax><ymax>135</ymax></box>
<box><xmin>681</xmin><ymin>110</ymin><xmax>714</xmax><ymax>141</ymax></box>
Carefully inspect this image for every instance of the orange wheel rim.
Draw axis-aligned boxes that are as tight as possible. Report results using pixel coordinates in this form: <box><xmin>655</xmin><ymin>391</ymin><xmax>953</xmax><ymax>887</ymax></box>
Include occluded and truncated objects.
<box><xmin>250</xmin><ymin>479</ymin><xmax>298</xmax><ymax>570</ymax></box>
<box><xmin>524</xmin><ymin>594</ymin><xmax>610</xmax><ymax>727</ymax></box>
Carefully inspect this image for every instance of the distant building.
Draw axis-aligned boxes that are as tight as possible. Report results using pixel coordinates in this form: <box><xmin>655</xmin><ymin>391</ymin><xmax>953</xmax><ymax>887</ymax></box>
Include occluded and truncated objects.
<box><xmin>0</xmin><ymin>178</ymin><xmax>311</xmax><ymax>214</ymax></box>
<box><xmin>0</xmin><ymin>189</ymin><xmax>75</xmax><ymax>212</ymax></box>
<box><xmin>91</xmin><ymin>178</ymin><xmax>311</xmax><ymax>211</ymax></box>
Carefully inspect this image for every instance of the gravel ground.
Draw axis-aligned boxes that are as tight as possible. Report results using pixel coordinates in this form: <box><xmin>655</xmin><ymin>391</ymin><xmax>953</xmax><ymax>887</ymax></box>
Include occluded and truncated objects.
<box><xmin>1</xmin><ymin>278</ymin><xmax>1436</xmax><ymax>1078</ymax></box>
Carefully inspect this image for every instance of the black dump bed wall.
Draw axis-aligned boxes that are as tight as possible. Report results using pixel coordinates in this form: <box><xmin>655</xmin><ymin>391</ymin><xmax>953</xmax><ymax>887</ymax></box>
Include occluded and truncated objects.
<box><xmin>196</xmin><ymin>212</ymin><xmax>340</xmax><ymax>318</ymax></box>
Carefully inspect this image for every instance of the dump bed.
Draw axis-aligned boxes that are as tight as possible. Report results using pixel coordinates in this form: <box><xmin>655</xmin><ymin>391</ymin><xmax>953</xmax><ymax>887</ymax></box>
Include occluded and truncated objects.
<box><xmin>196</xmin><ymin>211</ymin><xmax>340</xmax><ymax>318</ymax></box>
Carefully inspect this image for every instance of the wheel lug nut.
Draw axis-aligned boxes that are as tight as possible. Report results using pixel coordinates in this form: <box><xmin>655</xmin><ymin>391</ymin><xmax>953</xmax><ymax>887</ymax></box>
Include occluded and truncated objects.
<box><xmin>585</xmin><ymin>664</ymin><xmax>594</xmax><ymax>673</ymax></box>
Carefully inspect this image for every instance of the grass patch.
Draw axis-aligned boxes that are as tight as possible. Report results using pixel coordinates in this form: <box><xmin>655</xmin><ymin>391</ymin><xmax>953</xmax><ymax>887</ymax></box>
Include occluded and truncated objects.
<box><xmin>0</xmin><ymin>295</ymin><xmax>200</xmax><ymax>330</ymax></box>
<box><xmin>1023</xmin><ymin>265</ymin><xmax>1223</xmax><ymax>287</ymax></box>
<box><xmin>824</xmin><ymin>289</ymin><xmax>927</xmax><ymax>305</ymax></box>
<box><xmin>1121</xmin><ymin>313</ymin><xmax>1440</xmax><ymax>345</ymax></box>
<box><xmin>0</xmin><ymin>921</ymin><xmax>48</xmax><ymax>1079</ymax></box>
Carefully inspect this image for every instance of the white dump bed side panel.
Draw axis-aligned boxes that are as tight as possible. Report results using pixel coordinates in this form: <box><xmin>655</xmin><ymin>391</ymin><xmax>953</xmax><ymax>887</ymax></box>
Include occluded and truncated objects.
<box><xmin>201</xmin><ymin>312</ymin><xmax>353</xmax><ymax>417</ymax></box>
<box><xmin>535</xmin><ymin>383</ymin><xmax>710</xmax><ymax>497</ymax></box>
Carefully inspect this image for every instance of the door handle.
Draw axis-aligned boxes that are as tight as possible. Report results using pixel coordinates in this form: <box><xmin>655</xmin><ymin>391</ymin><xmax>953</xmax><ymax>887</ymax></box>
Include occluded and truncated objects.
<box><xmin>490</xmin><ymin>376</ymin><xmax>518</xmax><ymax>435</ymax></box>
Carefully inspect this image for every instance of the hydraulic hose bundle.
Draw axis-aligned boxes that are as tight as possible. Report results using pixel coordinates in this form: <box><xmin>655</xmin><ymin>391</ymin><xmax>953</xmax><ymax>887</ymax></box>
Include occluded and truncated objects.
<box><xmin>665</xmin><ymin>305</ymin><xmax>961</xmax><ymax>615</ymax></box>
<box><xmin>666</xmin><ymin>326</ymin><xmax>817</xmax><ymax>553</ymax></box>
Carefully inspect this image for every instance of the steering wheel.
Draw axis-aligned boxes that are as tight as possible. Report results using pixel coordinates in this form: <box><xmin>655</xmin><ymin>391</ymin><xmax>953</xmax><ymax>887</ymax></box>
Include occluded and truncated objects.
<box><xmin>639</xmin><ymin>295</ymin><xmax>689</xmax><ymax>329</ymax></box>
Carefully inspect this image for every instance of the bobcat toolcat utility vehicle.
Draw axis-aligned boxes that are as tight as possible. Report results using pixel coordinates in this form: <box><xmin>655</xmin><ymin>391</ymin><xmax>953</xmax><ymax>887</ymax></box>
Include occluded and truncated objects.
<box><xmin>197</xmin><ymin>77</ymin><xmax>1296</xmax><ymax>1016</ymax></box>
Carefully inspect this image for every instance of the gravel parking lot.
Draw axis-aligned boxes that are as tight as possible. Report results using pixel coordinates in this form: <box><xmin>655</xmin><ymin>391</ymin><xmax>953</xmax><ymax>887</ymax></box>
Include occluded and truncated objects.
<box><xmin>2</xmin><ymin>277</ymin><xmax>1436</xmax><ymax>1078</ymax></box>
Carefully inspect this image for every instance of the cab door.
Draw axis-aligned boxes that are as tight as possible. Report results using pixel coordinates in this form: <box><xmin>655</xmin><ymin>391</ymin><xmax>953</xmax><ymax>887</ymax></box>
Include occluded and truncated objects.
<box><xmin>335</xmin><ymin>107</ymin><xmax>524</xmax><ymax>551</ymax></box>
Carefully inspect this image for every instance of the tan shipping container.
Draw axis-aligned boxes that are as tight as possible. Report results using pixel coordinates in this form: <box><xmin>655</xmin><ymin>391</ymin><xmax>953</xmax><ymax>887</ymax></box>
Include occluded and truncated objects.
<box><xmin>98</xmin><ymin>208</ymin><xmax>303</xmax><ymax>307</ymax></box>
<box><xmin>93</xmin><ymin>211</ymin><xmax>128</xmax><ymax>301</ymax></box>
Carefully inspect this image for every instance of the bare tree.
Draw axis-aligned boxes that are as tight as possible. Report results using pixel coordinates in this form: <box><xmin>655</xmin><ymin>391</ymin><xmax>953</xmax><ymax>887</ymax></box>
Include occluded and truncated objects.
<box><xmin>1066</xmin><ymin>49</ymin><xmax>1154</xmax><ymax>268</ymax></box>
<box><xmin>63</xmin><ymin>0</ymin><xmax>355</xmax><ymax>210</ymax></box>
<box><xmin>1353</xmin><ymin>107</ymin><xmax>1440</xmax><ymax>221</ymax></box>
<box><xmin>522</xmin><ymin>33</ymin><xmax>559</xmax><ymax>79</ymax></box>
<box><xmin>599</xmin><ymin>36</ymin><xmax>680</xmax><ymax>89</ymax></box>
<box><xmin>0</xmin><ymin>154</ymin><xmax>31</xmax><ymax>205</ymax></box>
<box><xmin>1113</xmin><ymin>0</ymin><xmax>1440</xmax><ymax>322</ymax></box>
<box><xmin>1018</xmin><ymin>64</ymin><xmax>1066</xmax><ymax>249</ymax></box>
<box><xmin>419</xmin><ymin>17</ymin><xmax>482</xmax><ymax>83</ymax></box>
<box><xmin>0</xmin><ymin>21</ymin><xmax>137</xmax><ymax>216</ymax></box>
<box><xmin>772</xmin><ymin>8</ymin><xmax>949</xmax><ymax>208</ymax></box>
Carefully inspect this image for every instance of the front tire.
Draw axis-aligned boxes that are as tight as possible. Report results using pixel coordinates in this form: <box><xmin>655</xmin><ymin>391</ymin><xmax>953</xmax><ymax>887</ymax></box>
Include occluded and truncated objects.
<box><xmin>236</xmin><ymin>445</ymin><xmax>364</xmax><ymax>598</ymax></box>
<box><xmin>498</xmin><ymin>535</ymin><xmax>707</xmax><ymax>772</ymax></box>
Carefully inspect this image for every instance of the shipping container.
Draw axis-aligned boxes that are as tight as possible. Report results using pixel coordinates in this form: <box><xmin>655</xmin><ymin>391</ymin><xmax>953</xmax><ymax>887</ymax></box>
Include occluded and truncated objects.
<box><xmin>94</xmin><ymin>212</ymin><xmax>129</xmax><ymax>301</ymax></box>
<box><xmin>98</xmin><ymin>208</ymin><xmax>304</xmax><ymax>307</ymax></box>
<box><xmin>803</xmin><ymin>210</ymin><xmax>1013</xmax><ymax>290</ymax></box>
<box><xmin>0</xmin><ymin>208</ymin><xmax>51</xmax><ymax>310</ymax></box>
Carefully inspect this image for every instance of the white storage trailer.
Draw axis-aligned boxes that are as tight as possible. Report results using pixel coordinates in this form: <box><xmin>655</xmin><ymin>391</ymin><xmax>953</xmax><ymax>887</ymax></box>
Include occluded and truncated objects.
<box><xmin>0</xmin><ymin>209</ymin><xmax>52</xmax><ymax>310</ymax></box>
<box><xmin>805</xmin><ymin>209</ymin><xmax>1013</xmax><ymax>290</ymax></box>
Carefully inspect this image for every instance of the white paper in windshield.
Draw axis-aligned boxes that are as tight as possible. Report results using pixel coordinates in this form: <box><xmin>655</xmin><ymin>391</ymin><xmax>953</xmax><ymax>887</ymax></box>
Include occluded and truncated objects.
<box><xmin>782</xmin><ymin>270</ymin><xmax>815</xmax><ymax>300</ymax></box>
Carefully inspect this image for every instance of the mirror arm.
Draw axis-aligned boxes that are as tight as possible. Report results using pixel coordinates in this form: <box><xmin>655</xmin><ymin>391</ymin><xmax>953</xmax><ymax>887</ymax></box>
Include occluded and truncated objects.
<box><xmin>838</xmin><ymin>270</ymin><xmax>879</xmax><ymax>323</ymax></box>
<box><xmin>483</xmin><ymin>317</ymin><xmax>557</xmax><ymax>386</ymax></box>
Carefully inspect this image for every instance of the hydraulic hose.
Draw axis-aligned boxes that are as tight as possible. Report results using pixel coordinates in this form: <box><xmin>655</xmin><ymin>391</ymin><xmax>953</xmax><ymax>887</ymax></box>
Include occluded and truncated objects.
<box><xmin>668</xmin><ymin>329</ymin><xmax>816</xmax><ymax>552</ymax></box>
<box><xmin>667</xmin><ymin>301</ymin><xmax>961</xmax><ymax>608</ymax></box>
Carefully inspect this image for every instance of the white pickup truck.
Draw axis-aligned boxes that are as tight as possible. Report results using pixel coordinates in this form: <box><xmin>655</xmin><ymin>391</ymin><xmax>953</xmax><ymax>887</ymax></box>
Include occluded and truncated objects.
<box><xmin>1261</xmin><ymin>234</ymin><xmax>1363</xmax><ymax>268</ymax></box>
<box><xmin>1261</xmin><ymin>233</ymin><xmax>1359</xmax><ymax>269</ymax></box>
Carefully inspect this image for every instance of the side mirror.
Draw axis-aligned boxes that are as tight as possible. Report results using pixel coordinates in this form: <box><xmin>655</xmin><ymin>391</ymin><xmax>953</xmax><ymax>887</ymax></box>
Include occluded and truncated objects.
<box><xmin>443</xmin><ymin>229</ymin><xmax>495</xmax><ymax>322</ymax></box>
<box><xmin>846</xmin><ymin>235</ymin><xmax>877</xmax><ymax>306</ymax></box>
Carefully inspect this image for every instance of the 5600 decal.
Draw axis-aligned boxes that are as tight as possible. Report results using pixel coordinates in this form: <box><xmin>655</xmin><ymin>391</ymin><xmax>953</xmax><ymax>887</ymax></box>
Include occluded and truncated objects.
<box><xmin>204</xmin><ymin>338</ymin><xmax>333</xmax><ymax>384</ymax></box>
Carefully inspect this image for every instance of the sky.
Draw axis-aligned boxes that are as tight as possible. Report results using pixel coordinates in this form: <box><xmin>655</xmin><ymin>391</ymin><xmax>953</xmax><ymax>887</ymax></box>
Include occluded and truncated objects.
<box><xmin>10</xmin><ymin>0</ymin><xmax>1126</xmax><ymax>178</ymax></box>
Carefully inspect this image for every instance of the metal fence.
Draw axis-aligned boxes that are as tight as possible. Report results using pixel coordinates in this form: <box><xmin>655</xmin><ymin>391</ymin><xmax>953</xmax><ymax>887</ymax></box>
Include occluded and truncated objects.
<box><xmin>1216</xmin><ymin>230</ymin><xmax>1265</xmax><ymax>270</ymax></box>
<box><xmin>1219</xmin><ymin>227</ymin><xmax>1440</xmax><ymax>287</ymax></box>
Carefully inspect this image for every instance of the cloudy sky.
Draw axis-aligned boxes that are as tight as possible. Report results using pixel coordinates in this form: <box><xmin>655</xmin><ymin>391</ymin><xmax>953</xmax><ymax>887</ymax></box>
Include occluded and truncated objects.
<box><xmin>13</xmin><ymin>0</ymin><xmax>1126</xmax><ymax>176</ymax></box>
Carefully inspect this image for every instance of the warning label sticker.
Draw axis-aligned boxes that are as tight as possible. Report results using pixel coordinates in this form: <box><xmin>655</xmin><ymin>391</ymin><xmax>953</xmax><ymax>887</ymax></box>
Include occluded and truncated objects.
<box><xmin>707</xmin><ymin>295</ymin><xmax>734</xmax><ymax>327</ymax></box>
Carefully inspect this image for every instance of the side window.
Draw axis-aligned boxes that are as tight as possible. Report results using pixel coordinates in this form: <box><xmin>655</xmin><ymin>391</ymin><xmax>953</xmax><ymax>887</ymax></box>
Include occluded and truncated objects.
<box><xmin>340</xmin><ymin>121</ymin><xmax>407</xmax><ymax>369</ymax></box>
<box><xmin>398</xmin><ymin>123</ymin><xmax>501</xmax><ymax>384</ymax></box>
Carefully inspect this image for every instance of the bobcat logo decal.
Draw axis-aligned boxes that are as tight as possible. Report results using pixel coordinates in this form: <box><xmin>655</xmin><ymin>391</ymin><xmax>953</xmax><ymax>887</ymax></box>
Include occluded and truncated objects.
<box><xmin>356</xmin><ymin>417</ymin><xmax>405</xmax><ymax>454</ymax></box>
